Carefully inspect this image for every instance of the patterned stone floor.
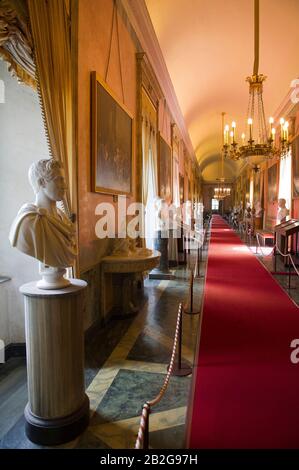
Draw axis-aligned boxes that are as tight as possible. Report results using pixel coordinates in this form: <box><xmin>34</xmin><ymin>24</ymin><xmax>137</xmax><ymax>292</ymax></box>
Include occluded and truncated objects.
<box><xmin>0</xmin><ymin>247</ymin><xmax>206</xmax><ymax>450</ymax></box>
<box><xmin>1</xmin><ymin>221</ymin><xmax>296</xmax><ymax>450</ymax></box>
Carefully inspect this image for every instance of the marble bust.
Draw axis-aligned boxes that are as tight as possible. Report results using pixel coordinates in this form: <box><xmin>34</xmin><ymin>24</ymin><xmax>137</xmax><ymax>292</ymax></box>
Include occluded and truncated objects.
<box><xmin>277</xmin><ymin>198</ymin><xmax>289</xmax><ymax>224</ymax></box>
<box><xmin>254</xmin><ymin>201</ymin><xmax>263</xmax><ymax>218</ymax></box>
<box><xmin>154</xmin><ymin>197</ymin><xmax>168</xmax><ymax>232</ymax></box>
<box><xmin>9</xmin><ymin>158</ymin><xmax>77</xmax><ymax>289</ymax></box>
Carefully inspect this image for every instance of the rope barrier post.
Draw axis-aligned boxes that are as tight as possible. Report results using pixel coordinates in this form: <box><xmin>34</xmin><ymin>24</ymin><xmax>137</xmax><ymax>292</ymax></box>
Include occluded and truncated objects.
<box><xmin>135</xmin><ymin>403</ymin><xmax>150</xmax><ymax>449</ymax></box>
<box><xmin>168</xmin><ymin>305</ymin><xmax>192</xmax><ymax>377</ymax></box>
<box><xmin>288</xmin><ymin>261</ymin><xmax>291</xmax><ymax>290</ymax></box>
<box><xmin>143</xmin><ymin>406</ymin><xmax>149</xmax><ymax>450</ymax></box>
<box><xmin>194</xmin><ymin>244</ymin><xmax>202</xmax><ymax>279</ymax></box>
<box><xmin>184</xmin><ymin>270</ymin><xmax>200</xmax><ymax>315</ymax></box>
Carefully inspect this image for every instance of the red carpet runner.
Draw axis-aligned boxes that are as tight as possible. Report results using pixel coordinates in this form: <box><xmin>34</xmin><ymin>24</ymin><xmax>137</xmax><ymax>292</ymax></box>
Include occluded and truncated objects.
<box><xmin>187</xmin><ymin>215</ymin><xmax>299</xmax><ymax>448</ymax></box>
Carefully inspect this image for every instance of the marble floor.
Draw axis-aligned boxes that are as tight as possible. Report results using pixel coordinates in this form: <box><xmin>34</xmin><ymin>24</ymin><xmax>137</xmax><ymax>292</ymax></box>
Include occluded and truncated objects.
<box><xmin>0</xmin><ymin>246</ymin><xmax>207</xmax><ymax>450</ymax></box>
<box><xmin>1</xmin><ymin>221</ymin><xmax>297</xmax><ymax>450</ymax></box>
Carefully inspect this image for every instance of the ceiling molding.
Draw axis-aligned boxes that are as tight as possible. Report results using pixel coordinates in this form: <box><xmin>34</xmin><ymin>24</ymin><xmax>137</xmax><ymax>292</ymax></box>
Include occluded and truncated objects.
<box><xmin>273</xmin><ymin>86</ymin><xmax>299</xmax><ymax>121</ymax></box>
<box><xmin>121</xmin><ymin>0</ymin><xmax>195</xmax><ymax>158</ymax></box>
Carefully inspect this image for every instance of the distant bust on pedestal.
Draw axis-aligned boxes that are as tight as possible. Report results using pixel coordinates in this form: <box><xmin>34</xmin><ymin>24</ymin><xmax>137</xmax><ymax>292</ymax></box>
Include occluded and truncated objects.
<box><xmin>154</xmin><ymin>197</ymin><xmax>168</xmax><ymax>233</ymax></box>
<box><xmin>277</xmin><ymin>198</ymin><xmax>289</xmax><ymax>224</ymax></box>
<box><xmin>9</xmin><ymin>158</ymin><xmax>77</xmax><ymax>289</ymax></box>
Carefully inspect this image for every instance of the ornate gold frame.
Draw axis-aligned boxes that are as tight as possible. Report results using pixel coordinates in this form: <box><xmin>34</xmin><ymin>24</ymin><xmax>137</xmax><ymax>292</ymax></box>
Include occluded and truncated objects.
<box><xmin>91</xmin><ymin>71</ymin><xmax>134</xmax><ymax>196</ymax></box>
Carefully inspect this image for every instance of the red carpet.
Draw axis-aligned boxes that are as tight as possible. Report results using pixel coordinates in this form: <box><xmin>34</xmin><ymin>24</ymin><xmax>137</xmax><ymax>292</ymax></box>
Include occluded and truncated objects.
<box><xmin>187</xmin><ymin>215</ymin><xmax>299</xmax><ymax>448</ymax></box>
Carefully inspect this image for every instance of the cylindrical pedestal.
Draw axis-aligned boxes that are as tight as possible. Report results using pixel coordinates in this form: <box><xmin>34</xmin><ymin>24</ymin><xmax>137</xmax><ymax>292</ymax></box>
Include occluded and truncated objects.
<box><xmin>254</xmin><ymin>217</ymin><xmax>262</xmax><ymax>230</ymax></box>
<box><xmin>20</xmin><ymin>279</ymin><xmax>89</xmax><ymax>445</ymax></box>
<box><xmin>149</xmin><ymin>230</ymin><xmax>174</xmax><ymax>280</ymax></box>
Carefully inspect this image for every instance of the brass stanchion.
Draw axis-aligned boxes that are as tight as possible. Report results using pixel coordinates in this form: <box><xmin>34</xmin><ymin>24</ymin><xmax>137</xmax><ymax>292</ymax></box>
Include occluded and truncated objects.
<box><xmin>167</xmin><ymin>307</ymin><xmax>192</xmax><ymax>377</ymax></box>
<box><xmin>183</xmin><ymin>270</ymin><xmax>200</xmax><ymax>315</ymax></box>
<box><xmin>194</xmin><ymin>244</ymin><xmax>203</xmax><ymax>279</ymax></box>
<box><xmin>143</xmin><ymin>407</ymin><xmax>149</xmax><ymax>450</ymax></box>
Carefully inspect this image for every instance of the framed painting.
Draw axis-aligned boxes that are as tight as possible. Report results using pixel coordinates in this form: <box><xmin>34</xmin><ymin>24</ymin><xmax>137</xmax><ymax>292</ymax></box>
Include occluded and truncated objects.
<box><xmin>254</xmin><ymin>171</ymin><xmax>261</xmax><ymax>202</ymax></box>
<box><xmin>158</xmin><ymin>134</ymin><xmax>172</xmax><ymax>202</ymax></box>
<box><xmin>267</xmin><ymin>163</ymin><xmax>278</xmax><ymax>203</ymax></box>
<box><xmin>91</xmin><ymin>72</ymin><xmax>133</xmax><ymax>195</ymax></box>
<box><xmin>292</xmin><ymin>135</ymin><xmax>299</xmax><ymax>198</ymax></box>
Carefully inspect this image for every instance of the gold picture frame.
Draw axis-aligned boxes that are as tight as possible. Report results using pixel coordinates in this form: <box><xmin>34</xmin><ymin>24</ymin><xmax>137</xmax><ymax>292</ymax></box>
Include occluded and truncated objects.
<box><xmin>91</xmin><ymin>72</ymin><xmax>133</xmax><ymax>196</ymax></box>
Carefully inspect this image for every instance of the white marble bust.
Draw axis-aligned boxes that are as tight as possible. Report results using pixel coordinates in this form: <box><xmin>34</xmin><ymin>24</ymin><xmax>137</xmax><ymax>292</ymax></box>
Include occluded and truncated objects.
<box><xmin>254</xmin><ymin>200</ymin><xmax>263</xmax><ymax>218</ymax></box>
<box><xmin>277</xmin><ymin>198</ymin><xmax>289</xmax><ymax>224</ymax></box>
<box><xmin>9</xmin><ymin>158</ymin><xmax>77</xmax><ymax>289</ymax></box>
<box><xmin>154</xmin><ymin>197</ymin><xmax>168</xmax><ymax>232</ymax></box>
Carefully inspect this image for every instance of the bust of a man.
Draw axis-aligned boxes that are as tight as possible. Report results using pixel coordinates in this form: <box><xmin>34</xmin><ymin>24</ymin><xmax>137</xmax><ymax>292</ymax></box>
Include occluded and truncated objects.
<box><xmin>154</xmin><ymin>197</ymin><xmax>168</xmax><ymax>232</ymax></box>
<box><xmin>277</xmin><ymin>198</ymin><xmax>289</xmax><ymax>224</ymax></box>
<box><xmin>9</xmin><ymin>158</ymin><xmax>77</xmax><ymax>289</ymax></box>
<box><xmin>254</xmin><ymin>200</ymin><xmax>263</xmax><ymax>218</ymax></box>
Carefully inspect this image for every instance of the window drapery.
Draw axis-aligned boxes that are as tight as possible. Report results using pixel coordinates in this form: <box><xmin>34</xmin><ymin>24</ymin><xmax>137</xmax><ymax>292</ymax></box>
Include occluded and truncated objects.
<box><xmin>172</xmin><ymin>140</ymin><xmax>180</xmax><ymax>208</ymax></box>
<box><xmin>141</xmin><ymin>90</ymin><xmax>158</xmax><ymax>248</ymax></box>
<box><xmin>27</xmin><ymin>0</ymin><xmax>73</xmax><ymax>215</ymax></box>
<box><xmin>278</xmin><ymin>150</ymin><xmax>292</xmax><ymax>212</ymax></box>
<box><xmin>142</xmin><ymin>115</ymin><xmax>151</xmax><ymax>207</ymax></box>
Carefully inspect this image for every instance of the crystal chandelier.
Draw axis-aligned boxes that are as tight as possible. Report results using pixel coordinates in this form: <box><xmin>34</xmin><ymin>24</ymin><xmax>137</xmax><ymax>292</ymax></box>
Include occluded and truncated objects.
<box><xmin>214</xmin><ymin>112</ymin><xmax>231</xmax><ymax>200</ymax></box>
<box><xmin>223</xmin><ymin>0</ymin><xmax>290</xmax><ymax>165</ymax></box>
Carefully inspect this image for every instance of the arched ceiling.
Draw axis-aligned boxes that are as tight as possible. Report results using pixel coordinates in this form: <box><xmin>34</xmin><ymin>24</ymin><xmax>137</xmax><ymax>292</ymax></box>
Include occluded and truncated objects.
<box><xmin>145</xmin><ymin>0</ymin><xmax>299</xmax><ymax>181</ymax></box>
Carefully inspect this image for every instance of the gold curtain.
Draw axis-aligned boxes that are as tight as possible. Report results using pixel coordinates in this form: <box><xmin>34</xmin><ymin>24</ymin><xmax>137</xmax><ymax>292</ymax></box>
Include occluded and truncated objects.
<box><xmin>141</xmin><ymin>89</ymin><xmax>157</xmax><ymax>206</ymax></box>
<box><xmin>27</xmin><ymin>0</ymin><xmax>73</xmax><ymax>214</ymax></box>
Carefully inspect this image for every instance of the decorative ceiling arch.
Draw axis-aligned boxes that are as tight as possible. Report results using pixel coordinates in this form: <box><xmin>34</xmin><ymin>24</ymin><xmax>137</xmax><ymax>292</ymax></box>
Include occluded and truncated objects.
<box><xmin>145</xmin><ymin>0</ymin><xmax>299</xmax><ymax>181</ymax></box>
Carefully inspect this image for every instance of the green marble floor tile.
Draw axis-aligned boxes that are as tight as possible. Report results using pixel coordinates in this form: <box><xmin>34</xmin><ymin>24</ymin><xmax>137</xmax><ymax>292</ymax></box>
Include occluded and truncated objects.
<box><xmin>92</xmin><ymin>369</ymin><xmax>191</xmax><ymax>425</ymax></box>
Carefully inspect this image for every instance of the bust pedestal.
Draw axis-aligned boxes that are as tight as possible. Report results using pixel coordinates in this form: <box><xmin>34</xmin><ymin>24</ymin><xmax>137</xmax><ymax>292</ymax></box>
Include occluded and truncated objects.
<box><xmin>149</xmin><ymin>230</ymin><xmax>175</xmax><ymax>280</ymax></box>
<box><xmin>20</xmin><ymin>279</ymin><xmax>89</xmax><ymax>445</ymax></box>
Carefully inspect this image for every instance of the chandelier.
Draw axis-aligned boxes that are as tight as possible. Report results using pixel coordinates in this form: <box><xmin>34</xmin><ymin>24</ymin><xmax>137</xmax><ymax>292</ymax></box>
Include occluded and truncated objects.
<box><xmin>223</xmin><ymin>0</ymin><xmax>290</xmax><ymax>165</ymax></box>
<box><xmin>214</xmin><ymin>180</ymin><xmax>231</xmax><ymax>200</ymax></box>
<box><xmin>214</xmin><ymin>112</ymin><xmax>231</xmax><ymax>200</ymax></box>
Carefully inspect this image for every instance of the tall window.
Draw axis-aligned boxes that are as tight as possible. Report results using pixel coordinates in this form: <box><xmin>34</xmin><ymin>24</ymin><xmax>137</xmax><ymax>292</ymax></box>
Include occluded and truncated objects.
<box><xmin>278</xmin><ymin>150</ymin><xmax>292</xmax><ymax>212</ymax></box>
<box><xmin>145</xmin><ymin>146</ymin><xmax>156</xmax><ymax>249</ymax></box>
<box><xmin>211</xmin><ymin>198</ymin><xmax>219</xmax><ymax>211</ymax></box>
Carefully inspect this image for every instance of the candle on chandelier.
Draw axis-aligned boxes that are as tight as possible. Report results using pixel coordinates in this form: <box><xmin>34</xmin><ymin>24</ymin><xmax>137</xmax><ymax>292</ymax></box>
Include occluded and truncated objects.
<box><xmin>231</xmin><ymin>121</ymin><xmax>236</xmax><ymax>143</ymax></box>
<box><xmin>283</xmin><ymin>121</ymin><xmax>289</xmax><ymax>141</ymax></box>
<box><xmin>230</xmin><ymin>130</ymin><xmax>234</xmax><ymax>144</ymax></box>
<box><xmin>271</xmin><ymin>127</ymin><xmax>276</xmax><ymax>147</ymax></box>
<box><xmin>269</xmin><ymin>117</ymin><xmax>274</xmax><ymax>140</ymax></box>
<box><xmin>241</xmin><ymin>132</ymin><xmax>245</xmax><ymax>145</ymax></box>
<box><xmin>280</xmin><ymin>118</ymin><xmax>285</xmax><ymax>140</ymax></box>
<box><xmin>248</xmin><ymin>118</ymin><xmax>253</xmax><ymax>141</ymax></box>
<box><xmin>224</xmin><ymin>125</ymin><xmax>229</xmax><ymax>145</ymax></box>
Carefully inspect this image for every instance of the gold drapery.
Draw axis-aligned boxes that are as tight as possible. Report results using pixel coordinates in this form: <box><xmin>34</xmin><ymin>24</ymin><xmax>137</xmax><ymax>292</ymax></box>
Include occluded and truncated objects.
<box><xmin>142</xmin><ymin>89</ymin><xmax>158</xmax><ymax>207</ymax></box>
<box><xmin>0</xmin><ymin>0</ymin><xmax>35</xmax><ymax>87</ymax></box>
<box><xmin>141</xmin><ymin>89</ymin><xmax>158</xmax><ymax>247</ymax></box>
<box><xmin>27</xmin><ymin>0</ymin><xmax>73</xmax><ymax>215</ymax></box>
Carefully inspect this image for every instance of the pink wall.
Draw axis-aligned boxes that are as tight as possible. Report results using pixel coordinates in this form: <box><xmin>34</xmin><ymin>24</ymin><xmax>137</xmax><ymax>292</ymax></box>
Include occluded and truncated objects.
<box><xmin>78</xmin><ymin>0</ymin><xmax>137</xmax><ymax>273</ymax></box>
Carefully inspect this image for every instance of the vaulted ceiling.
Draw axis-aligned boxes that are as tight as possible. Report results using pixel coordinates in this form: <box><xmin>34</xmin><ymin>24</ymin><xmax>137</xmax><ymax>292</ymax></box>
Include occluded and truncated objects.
<box><xmin>145</xmin><ymin>0</ymin><xmax>299</xmax><ymax>181</ymax></box>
